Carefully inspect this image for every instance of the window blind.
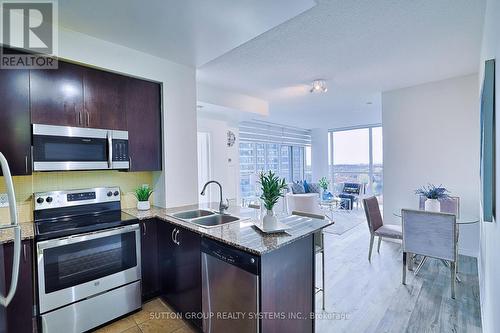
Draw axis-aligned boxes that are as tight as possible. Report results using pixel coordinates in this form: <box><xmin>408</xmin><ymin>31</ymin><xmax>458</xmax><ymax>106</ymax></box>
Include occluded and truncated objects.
<box><xmin>239</xmin><ymin>121</ymin><xmax>311</xmax><ymax>146</ymax></box>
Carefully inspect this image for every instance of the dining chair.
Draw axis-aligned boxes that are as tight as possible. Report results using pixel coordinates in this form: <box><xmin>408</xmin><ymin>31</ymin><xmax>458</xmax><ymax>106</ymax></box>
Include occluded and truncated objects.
<box><xmin>417</xmin><ymin>196</ymin><xmax>460</xmax><ymax>277</ymax></box>
<box><xmin>401</xmin><ymin>209</ymin><xmax>457</xmax><ymax>298</ymax></box>
<box><xmin>418</xmin><ymin>196</ymin><xmax>460</xmax><ymax>217</ymax></box>
<box><xmin>362</xmin><ymin>196</ymin><xmax>402</xmax><ymax>261</ymax></box>
<box><xmin>291</xmin><ymin>210</ymin><xmax>328</xmax><ymax>310</ymax></box>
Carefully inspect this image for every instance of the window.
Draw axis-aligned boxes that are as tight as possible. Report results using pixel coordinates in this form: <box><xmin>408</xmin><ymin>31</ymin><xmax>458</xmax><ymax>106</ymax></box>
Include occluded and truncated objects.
<box><xmin>239</xmin><ymin>142</ymin><xmax>307</xmax><ymax>199</ymax></box>
<box><xmin>328</xmin><ymin>126</ymin><xmax>383</xmax><ymax>202</ymax></box>
<box><xmin>238</xmin><ymin>121</ymin><xmax>311</xmax><ymax>199</ymax></box>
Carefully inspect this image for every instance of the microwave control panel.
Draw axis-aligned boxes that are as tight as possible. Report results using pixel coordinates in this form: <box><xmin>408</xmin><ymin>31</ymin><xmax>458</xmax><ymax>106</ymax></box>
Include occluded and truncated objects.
<box><xmin>112</xmin><ymin>139</ymin><xmax>129</xmax><ymax>161</ymax></box>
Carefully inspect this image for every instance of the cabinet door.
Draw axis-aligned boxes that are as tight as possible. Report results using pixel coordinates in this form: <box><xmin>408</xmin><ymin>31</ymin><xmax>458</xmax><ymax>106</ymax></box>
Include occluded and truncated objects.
<box><xmin>30</xmin><ymin>61</ymin><xmax>84</xmax><ymax>127</ymax></box>
<box><xmin>125</xmin><ymin>77</ymin><xmax>162</xmax><ymax>171</ymax></box>
<box><xmin>140</xmin><ymin>219</ymin><xmax>160</xmax><ymax>301</ymax></box>
<box><xmin>83</xmin><ymin>68</ymin><xmax>127</xmax><ymax>130</ymax></box>
<box><xmin>3</xmin><ymin>240</ymin><xmax>35</xmax><ymax>333</ymax></box>
<box><xmin>160</xmin><ymin>224</ymin><xmax>202</xmax><ymax>328</ymax></box>
<box><xmin>0</xmin><ymin>68</ymin><xmax>31</xmax><ymax>176</ymax></box>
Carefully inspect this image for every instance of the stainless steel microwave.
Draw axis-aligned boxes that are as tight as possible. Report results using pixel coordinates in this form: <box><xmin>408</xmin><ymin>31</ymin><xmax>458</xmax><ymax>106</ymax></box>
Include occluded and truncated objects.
<box><xmin>32</xmin><ymin>124</ymin><xmax>130</xmax><ymax>171</ymax></box>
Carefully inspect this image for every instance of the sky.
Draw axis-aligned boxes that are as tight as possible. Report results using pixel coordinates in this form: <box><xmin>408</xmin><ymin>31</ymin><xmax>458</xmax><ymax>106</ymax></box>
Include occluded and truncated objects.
<box><xmin>330</xmin><ymin>127</ymin><xmax>383</xmax><ymax>165</ymax></box>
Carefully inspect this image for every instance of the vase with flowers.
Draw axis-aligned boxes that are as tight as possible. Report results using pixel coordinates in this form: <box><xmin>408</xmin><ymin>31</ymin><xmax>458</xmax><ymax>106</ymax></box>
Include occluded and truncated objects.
<box><xmin>415</xmin><ymin>184</ymin><xmax>450</xmax><ymax>212</ymax></box>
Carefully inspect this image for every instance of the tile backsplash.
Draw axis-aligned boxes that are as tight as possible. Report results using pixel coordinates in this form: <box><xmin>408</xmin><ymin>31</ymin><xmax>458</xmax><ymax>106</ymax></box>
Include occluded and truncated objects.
<box><xmin>0</xmin><ymin>171</ymin><xmax>153</xmax><ymax>224</ymax></box>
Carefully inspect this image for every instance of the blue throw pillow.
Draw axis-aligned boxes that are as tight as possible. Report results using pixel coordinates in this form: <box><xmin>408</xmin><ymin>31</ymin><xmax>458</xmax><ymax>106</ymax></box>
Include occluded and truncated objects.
<box><xmin>291</xmin><ymin>182</ymin><xmax>306</xmax><ymax>194</ymax></box>
<box><xmin>303</xmin><ymin>180</ymin><xmax>310</xmax><ymax>193</ymax></box>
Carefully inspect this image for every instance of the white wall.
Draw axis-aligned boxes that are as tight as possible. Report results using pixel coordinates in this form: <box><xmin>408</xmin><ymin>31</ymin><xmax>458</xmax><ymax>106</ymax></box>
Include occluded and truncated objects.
<box><xmin>478</xmin><ymin>0</ymin><xmax>500</xmax><ymax>331</ymax></box>
<box><xmin>197</xmin><ymin>114</ymin><xmax>240</xmax><ymax>204</ymax></box>
<box><xmin>57</xmin><ymin>27</ymin><xmax>199</xmax><ymax>207</ymax></box>
<box><xmin>197</xmin><ymin>83</ymin><xmax>269</xmax><ymax>116</ymax></box>
<box><xmin>382</xmin><ymin>74</ymin><xmax>480</xmax><ymax>256</ymax></box>
<box><xmin>311</xmin><ymin>128</ymin><xmax>329</xmax><ymax>182</ymax></box>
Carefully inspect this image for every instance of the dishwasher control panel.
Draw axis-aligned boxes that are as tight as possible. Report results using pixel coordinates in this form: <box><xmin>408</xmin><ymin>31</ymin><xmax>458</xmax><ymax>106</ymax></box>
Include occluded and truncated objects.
<box><xmin>201</xmin><ymin>238</ymin><xmax>259</xmax><ymax>275</ymax></box>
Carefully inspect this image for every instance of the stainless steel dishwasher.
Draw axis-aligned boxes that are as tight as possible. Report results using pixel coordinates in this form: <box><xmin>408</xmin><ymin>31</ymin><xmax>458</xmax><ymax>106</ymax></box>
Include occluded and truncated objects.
<box><xmin>201</xmin><ymin>238</ymin><xmax>260</xmax><ymax>333</ymax></box>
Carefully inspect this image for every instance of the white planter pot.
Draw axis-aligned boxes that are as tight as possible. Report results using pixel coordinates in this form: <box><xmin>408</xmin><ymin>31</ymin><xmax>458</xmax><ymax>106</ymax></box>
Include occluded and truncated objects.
<box><xmin>263</xmin><ymin>209</ymin><xmax>278</xmax><ymax>227</ymax></box>
<box><xmin>424</xmin><ymin>199</ymin><xmax>440</xmax><ymax>212</ymax></box>
<box><xmin>137</xmin><ymin>201</ymin><xmax>151</xmax><ymax>211</ymax></box>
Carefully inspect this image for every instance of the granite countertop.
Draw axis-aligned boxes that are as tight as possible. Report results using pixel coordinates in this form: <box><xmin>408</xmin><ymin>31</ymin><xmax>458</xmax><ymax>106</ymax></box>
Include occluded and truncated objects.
<box><xmin>123</xmin><ymin>203</ymin><xmax>333</xmax><ymax>255</ymax></box>
<box><xmin>0</xmin><ymin>222</ymin><xmax>35</xmax><ymax>245</ymax></box>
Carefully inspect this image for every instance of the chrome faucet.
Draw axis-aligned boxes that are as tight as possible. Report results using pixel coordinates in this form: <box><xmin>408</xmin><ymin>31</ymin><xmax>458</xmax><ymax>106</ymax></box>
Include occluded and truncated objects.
<box><xmin>200</xmin><ymin>180</ymin><xmax>229</xmax><ymax>215</ymax></box>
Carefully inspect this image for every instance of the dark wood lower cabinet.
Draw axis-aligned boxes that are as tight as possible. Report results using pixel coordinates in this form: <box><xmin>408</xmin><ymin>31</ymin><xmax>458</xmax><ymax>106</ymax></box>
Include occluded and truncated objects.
<box><xmin>158</xmin><ymin>221</ymin><xmax>202</xmax><ymax>329</ymax></box>
<box><xmin>2</xmin><ymin>240</ymin><xmax>35</xmax><ymax>333</ymax></box>
<box><xmin>140</xmin><ymin>219</ymin><xmax>160</xmax><ymax>301</ymax></box>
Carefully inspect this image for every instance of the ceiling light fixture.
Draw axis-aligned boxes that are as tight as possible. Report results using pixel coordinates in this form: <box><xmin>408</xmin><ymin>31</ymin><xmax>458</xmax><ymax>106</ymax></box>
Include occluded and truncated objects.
<box><xmin>310</xmin><ymin>79</ymin><xmax>328</xmax><ymax>93</ymax></box>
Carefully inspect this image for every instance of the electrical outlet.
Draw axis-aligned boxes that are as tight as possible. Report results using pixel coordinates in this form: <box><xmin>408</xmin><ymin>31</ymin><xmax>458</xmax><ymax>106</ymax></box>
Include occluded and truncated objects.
<box><xmin>0</xmin><ymin>193</ymin><xmax>9</xmax><ymax>208</ymax></box>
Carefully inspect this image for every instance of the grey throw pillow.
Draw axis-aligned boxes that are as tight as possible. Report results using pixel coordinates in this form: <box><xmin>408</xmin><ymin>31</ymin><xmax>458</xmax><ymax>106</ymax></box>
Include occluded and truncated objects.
<box><xmin>308</xmin><ymin>183</ymin><xmax>321</xmax><ymax>194</ymax></box>
<box><xmin>291</xmin><ymin>182</ymin><xmax>306</xmax><ymax>194</ymax></box>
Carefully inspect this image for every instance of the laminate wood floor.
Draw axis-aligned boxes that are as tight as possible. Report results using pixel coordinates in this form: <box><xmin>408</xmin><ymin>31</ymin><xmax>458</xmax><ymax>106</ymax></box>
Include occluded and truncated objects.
<box><xmin>315</xmin><ymin>211</ymin><xmax>482</xmax><ymax>333</ymax></box>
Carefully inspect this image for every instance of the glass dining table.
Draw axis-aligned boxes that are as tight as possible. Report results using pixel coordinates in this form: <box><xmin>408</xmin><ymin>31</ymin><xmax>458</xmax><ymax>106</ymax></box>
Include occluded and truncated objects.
<box><xmin>393</xmin><ymin>210</ymin><xmax>479</xmax><ymax>281</ymax></box>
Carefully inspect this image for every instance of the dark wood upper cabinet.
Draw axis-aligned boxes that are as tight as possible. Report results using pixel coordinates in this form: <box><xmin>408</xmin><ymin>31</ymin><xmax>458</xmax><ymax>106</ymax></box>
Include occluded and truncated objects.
<box><xmin>125</xmin><ymin>77</ymin><xmax>162</xmax><ymax>171</ymax></box>
<box><xmin>0</xmin><ymin>68</ymin><xmax>31</xmax><ymax>176</ymax></box>
<box><xmin>3</xmin><ymin>240</ymin><xmax>35</xmax><ymax>333</ymax></box>
<box><xmin>30</xmin><ymin>61</ymin><xmax>84</xmax><ymax>127</ymax></box>
<box><xmin>83</xmin><ymin>68</ymin><xmax>127</xmax><ymax>130</ymax></box>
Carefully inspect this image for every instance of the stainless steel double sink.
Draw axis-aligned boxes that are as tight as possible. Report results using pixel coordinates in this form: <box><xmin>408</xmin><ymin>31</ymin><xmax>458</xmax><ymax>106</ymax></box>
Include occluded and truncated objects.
<box><xmin>170</xmin><ymin>209</ymin><xmax>242</xmax><ymax>228</ymax></box>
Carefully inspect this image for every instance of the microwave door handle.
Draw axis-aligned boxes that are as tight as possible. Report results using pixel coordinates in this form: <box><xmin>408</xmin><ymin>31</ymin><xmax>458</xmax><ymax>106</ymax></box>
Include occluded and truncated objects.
<box><xmin>107</xmin><ymin>131</ymin><xmax>113</xmax><ymax>169</ymax></box>
<box><xmin>0</xmin><ymin>152</ymin><xmax>21</xmax><ymax>307</ymax></box>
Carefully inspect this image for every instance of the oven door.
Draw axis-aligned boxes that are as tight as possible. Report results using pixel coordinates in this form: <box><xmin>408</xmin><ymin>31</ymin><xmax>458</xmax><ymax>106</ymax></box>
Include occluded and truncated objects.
<box><xmin>36</xmin><ymin>224</ymin><xmax>141</xmax><ymax>314</ymax></box>
<box><xmin>33</xmin><ymin>124</ymin><xmax>111</xmax><ymax>171</ymax></box>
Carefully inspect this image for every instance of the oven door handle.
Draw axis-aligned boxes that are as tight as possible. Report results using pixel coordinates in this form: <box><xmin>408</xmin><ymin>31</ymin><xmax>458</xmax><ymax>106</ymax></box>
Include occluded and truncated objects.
<box><xmin>107</xmin><ymin>131</ymin><xmax>113</xmax><ymax>169</ymax></box>
<box><xmin>37</xmin><ymin>224</ymin><xmax>140</xmax><ymax>251</ymax></box>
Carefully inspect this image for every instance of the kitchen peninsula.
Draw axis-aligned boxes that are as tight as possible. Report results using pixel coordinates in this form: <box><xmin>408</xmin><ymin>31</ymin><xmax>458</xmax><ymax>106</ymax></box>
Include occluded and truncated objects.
<box><xmin>125</xmin><ymin>203</ymin><xmax>333</xmax><ymax>333</ymax></box>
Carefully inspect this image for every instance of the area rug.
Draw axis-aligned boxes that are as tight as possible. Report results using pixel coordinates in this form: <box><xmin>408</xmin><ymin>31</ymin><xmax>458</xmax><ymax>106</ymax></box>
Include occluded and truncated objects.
<box><xmin>323</xmin><ymin>211</ymin><xmax>366</xmax><ymax>235</ymax></box>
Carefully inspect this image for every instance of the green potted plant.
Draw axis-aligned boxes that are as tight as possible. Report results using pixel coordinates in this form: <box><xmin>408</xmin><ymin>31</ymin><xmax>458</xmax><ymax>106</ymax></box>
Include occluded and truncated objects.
<box><xmin>318</xmin><ymin>176</ymin><xmax>330</xmax><ymax>201</ymax></box>
<box><xmin>259</xmin><ymin>170</ymin><xmax>288</xmax><ymax>226</ymax></box>
<box><xmin>134</xmin><ymin>184</ymin><xmax>153</xmax><ymax>211</ymax></box>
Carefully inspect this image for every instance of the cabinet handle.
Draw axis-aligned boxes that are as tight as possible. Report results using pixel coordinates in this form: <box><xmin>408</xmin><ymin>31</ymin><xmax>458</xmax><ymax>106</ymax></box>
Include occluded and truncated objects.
<box><xmin>171</xmin><ymin>228</ymin><xmax>176</xmax><ymax>244</ymax></box>
<box><xmin>23</xmin><ymin>243</ymin><xmax>27</xmax><ymax>263</ymax></box>
<box><xmin>129</xmin><ymin>156</ymin><xmax>132</xmax><ymax>171</ymax></box>
<box><xmin>142</xmin><ymin>223</ymin><xmax>147</xmax><ymax>236</ymax></box>
<box><xmin>175</xmin><ymin>229</ymin><xmax>180</xmax><ymax>245</ymax></box>
<box><xmin>78</xmin><ymin>111</ymin><xmax>82</xmax><ymax>126</ymax></box>
<box><xmin>86</xmin><ymin>111</ymin><xmax>90</xmax><ymax>127</ymax></box>
<box><xmin>25</xmin><ymin>155</ymin><xmax>28</xmax><ymax>174</ymax></box>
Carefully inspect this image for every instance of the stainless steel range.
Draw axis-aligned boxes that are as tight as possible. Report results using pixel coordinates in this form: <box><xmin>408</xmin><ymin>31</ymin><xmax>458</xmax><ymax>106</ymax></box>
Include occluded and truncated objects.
<box><xmin>33</xmin><ymin>187</ymin><xmax>141</xmax><ymax>333</ymax></box>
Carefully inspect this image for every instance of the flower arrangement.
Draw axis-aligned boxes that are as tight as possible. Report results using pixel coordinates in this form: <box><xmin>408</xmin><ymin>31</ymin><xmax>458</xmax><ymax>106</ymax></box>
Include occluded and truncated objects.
<box><xmin>415</xmin><ymin>184</ymin><xmax>450</xmax><ymax>199</ymax></box>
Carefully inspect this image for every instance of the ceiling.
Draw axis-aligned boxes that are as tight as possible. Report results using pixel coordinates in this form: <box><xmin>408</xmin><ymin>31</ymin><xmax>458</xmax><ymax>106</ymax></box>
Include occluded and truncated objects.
<box><xmin>197</xmin><ymin>0</ymin><xmax>486</xmax><ymax>129</ymax></box>
<box><xmin>57</xmin><ymin>0</ymin><xmax>316</xmax><ymax>67</ymax></box>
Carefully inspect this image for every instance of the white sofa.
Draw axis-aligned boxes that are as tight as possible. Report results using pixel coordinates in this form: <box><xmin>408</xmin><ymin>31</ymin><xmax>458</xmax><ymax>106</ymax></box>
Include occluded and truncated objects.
<box><xmin>286</xmin><ymin>192</ymin><xmax>323</xmax><ymax>215</ymax></box>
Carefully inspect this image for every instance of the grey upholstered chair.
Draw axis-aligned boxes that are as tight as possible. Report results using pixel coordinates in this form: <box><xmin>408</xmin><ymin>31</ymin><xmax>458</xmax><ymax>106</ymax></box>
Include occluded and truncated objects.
<box><xmin>291</xmin><ymin>210</ymin><xmax>327</xmax><ymax>310</ymax></box>
<box><xmin>363</xmin><ymin>196</ymin><xmax>402</xmax><ymax>261</ymax></box>
<box><xmin>418</xmin><ymin>196</ymin><xmax>460</xmax><ymax>217</ymax></box>
<box><xmin>401</xmin><ymin>209</ymin><xmax>457</xmax><ymax>298</ymax></box>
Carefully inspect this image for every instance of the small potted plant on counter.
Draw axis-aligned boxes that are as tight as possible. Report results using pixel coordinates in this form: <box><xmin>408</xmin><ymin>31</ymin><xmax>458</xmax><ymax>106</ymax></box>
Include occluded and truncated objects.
<box><xmin>259</xmin><ymin>170</ymin><xmax>288</xmax><ymax>226</ymax></box>
<box><xmin>415</xmin><ymin>184</ymin><xmax>450</xmax><ymax>212</ymax></box>
<box><xmin>134</xmin><ymin>184</ymin><xmax>153</xmax><ymax>211</ymax></box>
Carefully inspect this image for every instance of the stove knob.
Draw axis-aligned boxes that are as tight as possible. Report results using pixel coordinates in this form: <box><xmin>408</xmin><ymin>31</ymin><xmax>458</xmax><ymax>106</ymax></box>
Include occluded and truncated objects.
<box><xmin>113</xmin><ymin>191</ymin><xmax>119</xmax><ymax>196</ymax></box>
<box><xmin>36</xmin><ymin>197</ymin><xmax>44</xmax><ymax>204</ymax></box>
<box><xmin>46</xmin><ymin>197</ymin><xmax>53</xmax><ymax>203</ymax></box>
<box><xmin>107</xmin><ymin>191</ymin><xmax>113</xmax><ymax>197</ymax></box>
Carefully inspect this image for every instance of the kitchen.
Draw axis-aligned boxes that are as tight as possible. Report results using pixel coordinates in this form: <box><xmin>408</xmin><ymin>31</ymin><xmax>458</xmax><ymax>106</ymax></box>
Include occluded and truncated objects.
<box><xmin>0</xmin><ymin>39</ymin><xmax>331</xmax><ymax>333</ymax></box>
